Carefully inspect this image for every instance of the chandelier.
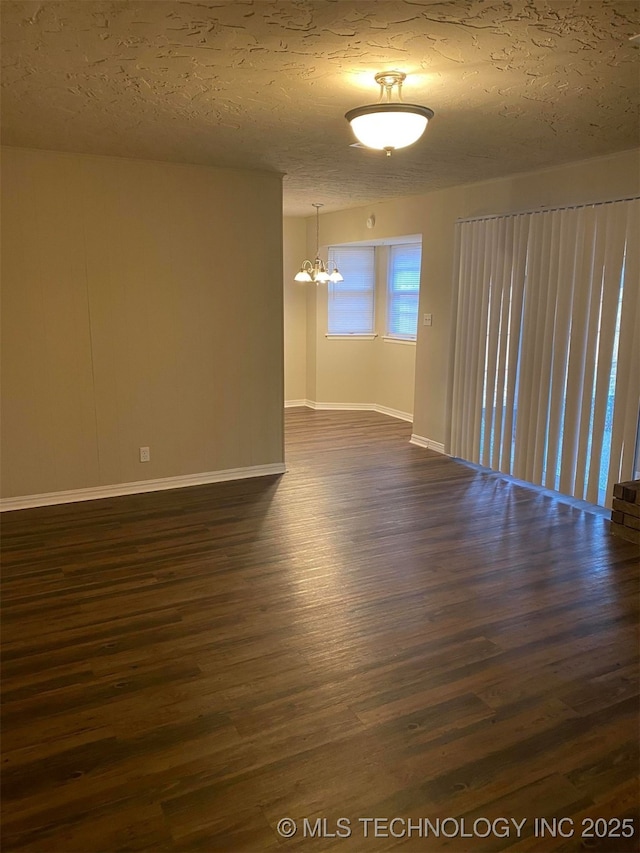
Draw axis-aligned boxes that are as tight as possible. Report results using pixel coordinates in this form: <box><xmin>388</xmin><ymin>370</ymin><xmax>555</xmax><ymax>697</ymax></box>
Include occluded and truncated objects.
<box><xmin>345</xmin><ymin>71</ymin><xmax>434</xmax><ymax>156</ymax></box>
<box><xmin>294</xmin><ymin>203</ymin><xmax>343</xmax><ymax>283</ymax></box>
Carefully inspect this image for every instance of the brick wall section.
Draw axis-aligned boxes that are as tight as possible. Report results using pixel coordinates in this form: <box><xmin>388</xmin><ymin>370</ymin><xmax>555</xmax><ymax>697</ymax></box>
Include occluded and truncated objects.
<box><xmin>610</xmin><ymin>479</ymin><xmax>640</xmax><ymax>544</ymax></box>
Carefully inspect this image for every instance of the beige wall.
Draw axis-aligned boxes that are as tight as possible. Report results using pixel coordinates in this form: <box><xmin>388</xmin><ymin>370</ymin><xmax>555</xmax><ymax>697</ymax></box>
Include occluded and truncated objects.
<box><xmin>283</xmin><ymin>217</ymin><xmax>307</xmax><ymax>402</ymax></box>
<box><xmin>1</xmin><ymin>147</ymin><xmax>284</xmax><ymax>500</ymax></box>
<box><xmin>305</xmin><ymin>148</ymin><xmax>639</xmax><ymax>442</ymax></box>
<box><xmin>371</xmin><ymin>246</ymin><xmax>416</xmax><ymax>418</ymax></box>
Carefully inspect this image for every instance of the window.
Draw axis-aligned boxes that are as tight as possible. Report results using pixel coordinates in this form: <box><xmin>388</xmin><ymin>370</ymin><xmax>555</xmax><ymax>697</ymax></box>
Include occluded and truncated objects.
<box><xmin>327</xmin><ymin>246</ymin><xmax>375</xmax><ymax>335</ymax></box>
<box><xmin>448</xmin><ymin>198</ymin><xmax>639</xmax><ymax>508</ymax></box>
<box><xmin>387</xmin><ymin>243</ymin><xmax>421</xmax><ymax>340</ymax></box>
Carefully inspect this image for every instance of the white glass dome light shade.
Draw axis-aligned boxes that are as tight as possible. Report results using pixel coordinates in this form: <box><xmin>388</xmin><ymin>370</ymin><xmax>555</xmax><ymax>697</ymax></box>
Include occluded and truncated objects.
<box><xmin>346</xmin><ymin>104</ymin><xmax>434</xmax><ymax>152</ymax></box>
<box><xmin>314</xmin><ymin>264</ymin><xmax>330</xmax><ymax>283</ymax></box>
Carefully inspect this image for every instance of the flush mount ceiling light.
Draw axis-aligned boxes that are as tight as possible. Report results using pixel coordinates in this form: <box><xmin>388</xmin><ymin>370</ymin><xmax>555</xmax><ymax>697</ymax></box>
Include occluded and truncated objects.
<box><xmin>345</xmin><ymin>71</ymin><xmax>434</xmax><ymax>157</ymax></box>
<box><xmin>294</xmin><ymin>203</ymin><xmax>343</xmax><ymax>284</ymax></box>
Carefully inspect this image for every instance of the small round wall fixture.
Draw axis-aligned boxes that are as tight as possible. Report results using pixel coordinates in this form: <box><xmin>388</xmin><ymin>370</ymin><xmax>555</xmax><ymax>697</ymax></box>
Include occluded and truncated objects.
<box><xmin>345</xmin><ymin>71</ymin><xmax>434</xmax><ymax>157</ymax></box>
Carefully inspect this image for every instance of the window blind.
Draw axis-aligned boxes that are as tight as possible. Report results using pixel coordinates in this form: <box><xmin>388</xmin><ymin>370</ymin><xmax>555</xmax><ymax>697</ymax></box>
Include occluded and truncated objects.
<box><xmin>327</xmin><ymin>246</ymin><xmax>375</xmax><ymax>335</ymax></box>
<box><xmin>388</xmin><ymin>243</ymin><xmax>421</xmax><ymax>339</ymax></box>
<box><xmin>447</xmin><ymin>197</ymin><xmax>639</xmax><ymax>508</ymax></box>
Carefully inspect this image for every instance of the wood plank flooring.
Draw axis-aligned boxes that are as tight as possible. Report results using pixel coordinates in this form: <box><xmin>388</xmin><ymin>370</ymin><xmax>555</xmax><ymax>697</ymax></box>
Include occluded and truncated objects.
<box><xmin>1</xmin><ymin>408</ymin><xmax>638</xmax><ymax>852</ymax></box>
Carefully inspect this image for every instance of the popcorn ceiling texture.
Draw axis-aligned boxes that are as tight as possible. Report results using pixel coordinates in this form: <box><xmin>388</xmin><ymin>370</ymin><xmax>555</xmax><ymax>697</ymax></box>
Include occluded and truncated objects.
<box><xmin>1</xmin><ymin>0</ymin><xmax>638</xmax><ymax>215</ymax></box>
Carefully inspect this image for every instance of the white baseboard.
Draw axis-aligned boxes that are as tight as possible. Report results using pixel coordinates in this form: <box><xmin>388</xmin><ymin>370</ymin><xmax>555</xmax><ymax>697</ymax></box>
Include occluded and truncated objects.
<box><xmin>284</xmin><ymin>399</ymin><xmax>310</xmax><ymax>408</ymax></box>
<box><xmin>296</xmin><ymin>400</ymin><xmax>413</xmax><ymax>423</ymax></box>
<box><xmin>0</xmin><ymin>462</ymin><xmax>286</xmax><ymax>512</ymax></box>
<box><xmin>310</xmin><ymin>401</ymin><xmax>373</xmax><ymax>412</ymax></box>
<box><xmin>410</xmin><ymin>434</ymin><xmax>447</xmax><ymax>454</ymax></box>
<box><xmin>374</xmin><ymin>404</ymin><xmax>413</xmax><ymax>423</ymax></box>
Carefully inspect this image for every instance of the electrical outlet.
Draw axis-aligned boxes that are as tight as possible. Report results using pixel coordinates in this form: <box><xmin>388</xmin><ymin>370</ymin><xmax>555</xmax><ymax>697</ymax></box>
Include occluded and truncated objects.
<box><xmin>424</xmin><ymin>313</ymin><xmax>433</xmax><ymax>326</ymax></box>
<box><xmin>139</xmin><ymin>446</ymin><xmax>150</xmax><ymax>463</ymax></box>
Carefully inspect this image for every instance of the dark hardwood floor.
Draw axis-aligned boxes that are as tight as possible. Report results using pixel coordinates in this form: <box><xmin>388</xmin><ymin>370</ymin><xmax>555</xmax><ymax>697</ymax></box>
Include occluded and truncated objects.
<box><xmin>1</xmin><ymin>408</ymin><xmax>638</xmax><ymax>852</ymax></box>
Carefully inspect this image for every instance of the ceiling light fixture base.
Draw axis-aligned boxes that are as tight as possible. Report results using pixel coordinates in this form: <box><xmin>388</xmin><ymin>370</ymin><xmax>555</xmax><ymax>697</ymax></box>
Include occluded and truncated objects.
<box><xmin>374</xmin><ymin>70</ymin><xmax>407</xmax><ymax>93</ymax></box>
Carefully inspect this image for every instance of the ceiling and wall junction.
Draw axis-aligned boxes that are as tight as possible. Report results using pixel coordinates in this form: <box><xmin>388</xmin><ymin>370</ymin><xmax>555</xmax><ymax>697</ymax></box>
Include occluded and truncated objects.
<box><xmin>2</xmin><ymin>0</ymin><xmax>638</xmax><ymax>215</ymax></box>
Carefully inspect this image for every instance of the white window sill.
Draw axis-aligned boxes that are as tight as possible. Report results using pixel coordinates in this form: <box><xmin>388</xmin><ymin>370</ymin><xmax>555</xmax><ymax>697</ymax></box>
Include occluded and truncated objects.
<box><xmin>325</xmin><ymin>334</ymin><xmax>377</xmax><ymax>340</ymax></box>
<box><xmin>382</xmin><ymin>336</ymin><xmax>416</xmax><ymax>345</ymax></box>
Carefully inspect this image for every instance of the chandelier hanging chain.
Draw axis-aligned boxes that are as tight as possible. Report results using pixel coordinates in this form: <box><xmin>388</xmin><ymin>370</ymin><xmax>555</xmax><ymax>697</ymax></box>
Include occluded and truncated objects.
<box><xmin>313</xmin><ymin>202</ymin><xmax>322</xmax><ymax>256</ymax></box>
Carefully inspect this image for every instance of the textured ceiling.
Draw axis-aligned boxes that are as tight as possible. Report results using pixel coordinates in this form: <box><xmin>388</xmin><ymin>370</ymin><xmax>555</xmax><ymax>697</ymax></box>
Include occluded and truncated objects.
<box><xmin>2</xmin><ymin>0</ymin><xmax>639</xmax><ymax>216</ymax></box>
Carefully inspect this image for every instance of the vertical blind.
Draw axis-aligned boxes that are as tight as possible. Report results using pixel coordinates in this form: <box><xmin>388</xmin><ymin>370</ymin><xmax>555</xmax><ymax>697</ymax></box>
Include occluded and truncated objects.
<box><xmin>388</xmin><ymin>243</ymin><xmax>422</xmax><ymax>339</ymax></box>
<box><xmin>327</xmin><ymin>246</ymin><xmax>375</xmax><ymax>334</ymax></box>
<box><xmin>446</xmin><ymin>197</ymin><xmax>639</xmax><ymax>507</ymax></box>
